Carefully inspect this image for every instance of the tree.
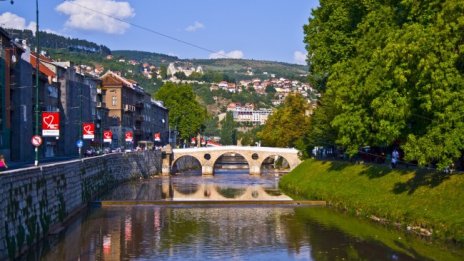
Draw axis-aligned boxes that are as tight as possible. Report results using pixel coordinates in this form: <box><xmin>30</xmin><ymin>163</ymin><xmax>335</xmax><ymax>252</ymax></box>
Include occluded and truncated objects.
<box><xmin>303</xmin><ymin>0</ymin><xmax>464</xmax><ymax>169</ymax></box>
<box><xmin>159</xmin><ymin>65</ymin><xmax>168</xmax><ymax>79</ymax></box>
<box><xmin>174</xmin><ymin>71</ymin><xmax>187</xmax><ymax>80</ymax></box>
<box><xmin>302</xmin><ymin>92</ymin><xmax>339</xmax><ymax>158</ymax></box>
<box><xmin>265</xmin><ymin>85</ymin><xmax>276</xmax><ymax>94</ymax></box>
<box><xmin>303</xmin><ymin>0</ymin><xmax>366</xmax><ymax>91</ymax></box>
<box><xmin>203</xmin><ymin>117</ymin><xmax>220</xmax><ymax>137</ymax></box>
<box><xmin>238</xmin><ymin>125</ymin><xmax>264</xmax><ymax>146</ymax></box>
<box><xmin>154</xmin><ymin>82</ymin><xmax>207</xmax><ymax>142</ymax></box>
<box><xmin>220</xmin><ymin>112</ymin><xmax>237</xmax><ymax>145</ymax></box>
<box><xmin>258</xmin><ymin>93</ymin><xmax>311</xmax><ymax>148</ymax></box>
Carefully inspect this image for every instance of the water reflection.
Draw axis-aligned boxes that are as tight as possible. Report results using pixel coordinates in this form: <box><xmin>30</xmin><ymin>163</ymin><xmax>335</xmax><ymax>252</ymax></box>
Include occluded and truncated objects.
<box><xmin>99</xmin><ymin>172</ymin><xmax>290</xmax><ymax>201</ymax></box>
<box><xmin>24</xmin><ymin>173</ymin><xmax>464</xmax><ymax>261</ymax></box>
<box><xmin>31</xmin><ymin>205</ymin><xmax>464</xmax><ymax>261</ymax></box>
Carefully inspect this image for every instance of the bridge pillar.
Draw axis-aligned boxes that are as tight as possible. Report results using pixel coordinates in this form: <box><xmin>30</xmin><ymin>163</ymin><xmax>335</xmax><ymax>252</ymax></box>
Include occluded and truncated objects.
<box><xmin>250</xmin><ymin>165</ymin><xmax>261</xmax><ymax>176</ymax></box>
<box><xmin>202</xmin><ymin>165</ymin><xmax>213</xmax><ymax>176</ymax></box>
<box><xmin>161</xmin><ymin>145</ymin><xmax>173</xmax><ymax>176</ymax></box>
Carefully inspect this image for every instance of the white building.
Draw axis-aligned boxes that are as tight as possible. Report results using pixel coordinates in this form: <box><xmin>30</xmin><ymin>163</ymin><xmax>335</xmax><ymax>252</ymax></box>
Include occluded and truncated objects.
<box><xmin>232</xmin><ymin>106</ymin><xmax>273</xmax><ymax>125</ymax></box>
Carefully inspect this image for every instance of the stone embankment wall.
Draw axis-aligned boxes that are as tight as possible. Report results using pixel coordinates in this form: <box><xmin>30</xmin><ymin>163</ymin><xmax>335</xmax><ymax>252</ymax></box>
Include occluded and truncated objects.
<box><xmin>0</xmin><ymin>151</ymin><xmax>161</xmax><ymax>260</ymax></box>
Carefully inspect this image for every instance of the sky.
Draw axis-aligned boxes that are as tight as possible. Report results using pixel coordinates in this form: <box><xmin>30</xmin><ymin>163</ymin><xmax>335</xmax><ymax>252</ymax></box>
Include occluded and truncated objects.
<box><xmin>0</xmin><ymin>0</ymin><xmax>319</xmax><ymax>64</ymax></box>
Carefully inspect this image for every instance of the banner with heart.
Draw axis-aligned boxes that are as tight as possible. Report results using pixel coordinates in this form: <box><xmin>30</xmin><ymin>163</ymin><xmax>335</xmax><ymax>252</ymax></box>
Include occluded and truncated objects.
<box><xmin>103</xmin><ymin>130</ymin><xmax>112</xmax><ymax>143</ymax></box>
<box><xmin>82</xmin><ymin>123</ymin><xmax>95</xmax><ymax>139</ymax></box>
<box><xmin>125</xmin><ymin>131</ymin><xmax>133</xmax><ymax>142</ymax></box>
<box><xmin>42</xmin><ymin>112</ymin><xmax>60</xmax><ymax>137</ymax></box>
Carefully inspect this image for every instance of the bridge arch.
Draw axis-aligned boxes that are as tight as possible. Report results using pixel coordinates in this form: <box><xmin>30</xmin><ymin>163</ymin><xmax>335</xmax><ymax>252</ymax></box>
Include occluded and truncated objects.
<box><xmin>171</xmin><ymin>155</ymin><xmax>202</xmax><ymax>175</ymax></box>
<box><xmin>211</xmin><ymin>152</ymin><xmax>250</xmax><ymax>175</ymax></box>
<box><xmin>259</xmin><ymin>155</ymin><xmax>291</xmax><ymax>174</ymax></box>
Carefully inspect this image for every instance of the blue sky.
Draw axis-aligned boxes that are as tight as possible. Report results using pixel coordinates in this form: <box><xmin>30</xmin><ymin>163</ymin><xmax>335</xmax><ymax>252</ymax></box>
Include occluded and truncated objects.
<box><xmin>0</xmin><ymin>0</ymin><xmax>319</xmax><ymax>64</ymax></box>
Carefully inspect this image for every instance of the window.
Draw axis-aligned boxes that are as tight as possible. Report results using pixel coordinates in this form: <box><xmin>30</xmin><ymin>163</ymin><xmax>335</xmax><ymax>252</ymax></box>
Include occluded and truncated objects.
<box><xmin>47</xmin><ymin>85</ymin><xmax>59</xmax><ymax>98</ymax></box>
<box><xmin>112</xmin><ymin>96</ymin><xmax>117</xmax><ymax>106</ymax></box>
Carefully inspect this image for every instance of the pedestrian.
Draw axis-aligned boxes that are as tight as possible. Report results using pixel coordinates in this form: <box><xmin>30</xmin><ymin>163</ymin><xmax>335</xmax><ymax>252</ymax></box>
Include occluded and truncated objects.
<box><xmin>0</xmin><ymin>154</ymin><xmax>8</xmax><ymax>171</ymax></box>
<box><xmin>391</xmin><ymin>149</ymin><xmax>399</xmax><ymax>168</ymax></box>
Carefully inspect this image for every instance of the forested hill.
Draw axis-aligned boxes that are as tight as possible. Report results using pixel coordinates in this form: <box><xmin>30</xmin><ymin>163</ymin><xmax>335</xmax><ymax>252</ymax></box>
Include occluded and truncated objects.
<box><xmin>111</xmin><ymin>50</ymin><xmax>178</xmax><ymax>64</ymax></box>
<box><xmin>5</xmin><ymin>29</ymin><xmax>111</xmax><ymax>55</ymax></box>
<box><xmin>112</xmin><ymin>50</ymin><xmax>308</xmax><ymax>79</ymax></box>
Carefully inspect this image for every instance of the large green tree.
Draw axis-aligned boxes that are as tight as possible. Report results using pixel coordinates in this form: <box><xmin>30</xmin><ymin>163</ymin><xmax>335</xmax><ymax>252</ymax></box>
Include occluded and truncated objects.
<box><xmin>258</xmin><ymin>93</ymin><xmax>311</xmax><ymax>148</ymax></box>
<box><xmin>304</xmin><ymin>0</ymin><xmax>367</xmax><ymax>91</ymax></box>
<box><xmin>155</xmin><ymin>82</ymin><xmax>207</xmax><ymax>141</ymax></box>
<box><xmin>304</xmin><ymin>0</ymin><xmax>464</xmax><ymax>169</ymax></box>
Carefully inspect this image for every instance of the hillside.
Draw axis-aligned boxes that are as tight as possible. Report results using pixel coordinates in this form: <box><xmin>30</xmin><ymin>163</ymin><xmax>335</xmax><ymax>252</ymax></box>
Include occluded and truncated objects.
<box><xmin>6</xmin><ymin>29</ymin><xmax>111</xmax><ymax>55</ymax></box>
<box><xmin>112</xmin><ymin>50</ymin><xmax>308</xmax><ymax>80</ymax></box>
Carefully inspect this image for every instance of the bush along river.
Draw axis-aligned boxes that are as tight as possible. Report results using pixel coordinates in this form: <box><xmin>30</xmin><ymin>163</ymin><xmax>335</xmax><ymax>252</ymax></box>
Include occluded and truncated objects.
<box><xmin>22</xmin><ymin>169</ymin><xmax>464</xmax><ymax>260</ymax></box>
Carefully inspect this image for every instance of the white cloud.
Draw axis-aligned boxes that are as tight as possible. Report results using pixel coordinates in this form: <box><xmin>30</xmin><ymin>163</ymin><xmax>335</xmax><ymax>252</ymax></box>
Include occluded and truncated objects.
<box><xmin>0</xmin><ymin>12</ymin><xmax>36</xmax><ymax>31</ymax></box>
<box><xmin>56</xmin><ymin>0</ymin><xmax>135</xmax><ymax>34</ymax></box>
<box><xmin>294</xmin><ymin>51</ymin><xmax>307</xmax><ymax>65</ymax></box>
<box><xmin>185</xmin><ymin>21</ymin><xmax>204</xmax><ymax>32</ymax></box>
<box><xmin>0</xmin><ymin>12</ymin><xmax>60</xmax><ymax>36</ymax></box>
<box><xmin>209</xmin><ymin>50</ymin><xmax>244</xmax><ymax>59</ymax></box>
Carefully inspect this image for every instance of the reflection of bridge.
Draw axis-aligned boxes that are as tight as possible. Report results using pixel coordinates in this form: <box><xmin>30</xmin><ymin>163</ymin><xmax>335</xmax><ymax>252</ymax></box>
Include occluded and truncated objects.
<box><xmin>162</xmin><ymin>146</ymin><xmax>301</xmax><ymax>176</ymax></box>
<box><xmin>168</xmin><ymin>184</ymin><xmax>292</xmax><ymax>201</ymax></box>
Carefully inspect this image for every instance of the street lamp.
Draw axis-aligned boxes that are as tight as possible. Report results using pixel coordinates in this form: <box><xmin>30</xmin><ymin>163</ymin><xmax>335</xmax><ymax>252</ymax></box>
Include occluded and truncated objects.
<box><xmin>34</xmin><ymin>0</ymin><xmax>40</xmax><ymax>165</ymax></box>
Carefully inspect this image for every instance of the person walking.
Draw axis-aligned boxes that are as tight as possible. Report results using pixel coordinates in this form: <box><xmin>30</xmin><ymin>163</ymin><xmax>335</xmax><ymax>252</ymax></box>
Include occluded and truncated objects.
<box><xmin>0</xmin><ymin>155</ymin><xmax>8</xmax><ymax>171</ymax></box>
<box><xmin>391</xmin><ymin>149</ymin><xmax>399</xmax><ymax>168</ymax></box>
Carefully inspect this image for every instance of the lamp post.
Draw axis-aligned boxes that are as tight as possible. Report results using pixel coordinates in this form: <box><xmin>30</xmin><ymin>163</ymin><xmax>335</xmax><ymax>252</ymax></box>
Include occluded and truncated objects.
<box><xmin>34</xmin><ymin>0</ymin><xmax>40</xmax><ymax>165</ymax></box>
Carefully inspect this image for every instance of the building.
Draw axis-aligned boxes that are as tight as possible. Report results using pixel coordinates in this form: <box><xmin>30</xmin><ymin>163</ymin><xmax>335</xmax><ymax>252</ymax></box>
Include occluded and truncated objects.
<box><xmin>229</xmin><ymin>102</ymin><xmax>273</xmax><ymax>125</ymax></box>
<box><xmin>1</xmin><ymin>28</ymin><xmax>33</xmax><ymax>162</ymax></box>
<box><xmin>101</xmin><ymin>71</ymin><xmax>168</xmax><ymax>149</ymax></box>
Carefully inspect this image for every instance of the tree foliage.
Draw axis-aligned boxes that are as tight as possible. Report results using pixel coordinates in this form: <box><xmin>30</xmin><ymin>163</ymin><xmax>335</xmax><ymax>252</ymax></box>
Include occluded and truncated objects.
<box><xmin>258</xmin><ymin>93</ymin><xmax>311</xmax><ymax>148</ymax></box>
<box><xmin>220</xmin><ymin>112</ymin><xmax>237</xmax><ymax>145</ymax></box>
<box><xmin>154</xmin><ymin>82</ymin><xmax>207</xmax><ymax>141</ymax></box>
<box><xmin>305</xmin><ymin>0</ymin><xmax>464</xmax><ymax>169</ymax></box>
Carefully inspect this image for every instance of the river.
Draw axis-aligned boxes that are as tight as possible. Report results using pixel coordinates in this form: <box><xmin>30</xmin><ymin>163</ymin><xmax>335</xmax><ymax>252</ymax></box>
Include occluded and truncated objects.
<box><xmin>23</xmin><ymin>170</ymin><xmax>464</xmax><ymax>260</ymax></box>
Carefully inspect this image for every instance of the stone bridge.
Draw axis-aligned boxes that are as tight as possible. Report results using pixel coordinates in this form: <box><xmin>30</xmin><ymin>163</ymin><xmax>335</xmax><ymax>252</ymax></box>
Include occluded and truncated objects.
<box><xmin>162</xmin><ymin>146</ymin><xmax>301</xmax><ymax>176</ymax></box>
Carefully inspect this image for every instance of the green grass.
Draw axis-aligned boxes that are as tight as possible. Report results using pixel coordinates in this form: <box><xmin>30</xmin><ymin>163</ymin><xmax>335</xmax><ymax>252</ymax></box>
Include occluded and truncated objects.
<box><xmin>279</xmin><ymin>159</ymin><xmax>464</xmax><ymax>244</ymax></box>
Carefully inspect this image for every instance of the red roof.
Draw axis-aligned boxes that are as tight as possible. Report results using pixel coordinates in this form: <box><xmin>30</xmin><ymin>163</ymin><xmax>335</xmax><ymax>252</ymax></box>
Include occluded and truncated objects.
<box><xmin>30</xmin><ymin>54</ymin><xmax>56</xmax><ymax>78</ymax></box>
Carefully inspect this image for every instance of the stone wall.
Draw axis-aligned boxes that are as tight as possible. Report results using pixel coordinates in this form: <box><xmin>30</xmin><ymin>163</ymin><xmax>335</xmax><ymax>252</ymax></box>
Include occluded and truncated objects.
<box><xmin>0</xmin><ymin>151</ymin><xmax>161</xmax><ymax>260</ymax></box>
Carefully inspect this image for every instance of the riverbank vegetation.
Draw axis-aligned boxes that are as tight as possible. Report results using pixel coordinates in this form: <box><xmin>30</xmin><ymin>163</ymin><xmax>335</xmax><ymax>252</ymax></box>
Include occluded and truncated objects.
<box><xmin>279</xmin><ymin>159</ymin><xmax>464</xmax><ymax>244</ymax></box>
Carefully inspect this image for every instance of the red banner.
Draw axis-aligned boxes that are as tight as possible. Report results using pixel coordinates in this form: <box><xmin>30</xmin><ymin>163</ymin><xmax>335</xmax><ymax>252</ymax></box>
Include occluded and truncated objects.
<box><xmin>103</xmin><ymin>130</ymin><xmax>112</xmax><ymax>143</ymax></box>
<box><xmin>42</xmin><ymin>112</ymin><xmax>60</xmax><ymax>137</ymax></box>
<box><xmin>82</xmin><ymin>123</ymin><xmax>95</xmax><ymax>139</ymax></box>
<box><xmin>154</xmin><ymin>132</ymin><xmax>161</xmax><ymax>142</ymax></box>
<box><xmin>191</xmin><ymin>137</ymin><xmax>196</xmax><ymax>144</ymax></box>
<box><xmin>125</xmin><ymin>131</ymin><xmax>133</xmax><ymax>142</ymax></box>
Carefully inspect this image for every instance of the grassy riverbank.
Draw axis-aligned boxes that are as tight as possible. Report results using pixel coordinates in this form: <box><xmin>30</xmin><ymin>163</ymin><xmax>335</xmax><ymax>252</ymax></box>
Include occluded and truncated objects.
<box><xmin>279</xmin><ymin>159</ymin><xmax>464</xmax><ymax>244</ymax></box>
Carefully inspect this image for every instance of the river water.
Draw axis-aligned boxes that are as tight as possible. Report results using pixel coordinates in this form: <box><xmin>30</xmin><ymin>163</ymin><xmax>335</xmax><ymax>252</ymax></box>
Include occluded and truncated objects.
<box><xmin>25</xmin><ymin>170</ymin><xmax>463</xmax><ymax>261</ymax></box>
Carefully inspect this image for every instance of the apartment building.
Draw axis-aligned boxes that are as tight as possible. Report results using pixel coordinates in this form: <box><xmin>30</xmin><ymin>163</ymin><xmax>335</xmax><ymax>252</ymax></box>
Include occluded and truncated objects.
<box><xmin>101</xmin><ymin>71</ymin><xmax>168</xmax><ymax>149</ymax></box>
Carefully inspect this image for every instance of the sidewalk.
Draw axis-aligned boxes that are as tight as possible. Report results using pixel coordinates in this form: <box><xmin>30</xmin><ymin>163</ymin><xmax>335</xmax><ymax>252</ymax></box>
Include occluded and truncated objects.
<box><xmin>5</xmin><ymin>156</ymin><xmax>80</xmax><ymax>171</ymax></box>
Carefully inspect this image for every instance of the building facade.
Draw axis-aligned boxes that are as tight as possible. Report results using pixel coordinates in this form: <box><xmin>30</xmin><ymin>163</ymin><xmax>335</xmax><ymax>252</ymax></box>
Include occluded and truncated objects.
<box><xmin>101</xmin><ymin>71</ymin><xmax>168</xmax><ymax>149</ymax></box>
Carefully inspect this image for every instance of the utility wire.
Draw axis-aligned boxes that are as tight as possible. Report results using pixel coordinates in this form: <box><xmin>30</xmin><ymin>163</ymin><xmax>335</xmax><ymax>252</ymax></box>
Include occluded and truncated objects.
<box><xmin>63</xmin><ymin>0</ymin><xmax>231</xmax><ymax>59</ymax></box>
